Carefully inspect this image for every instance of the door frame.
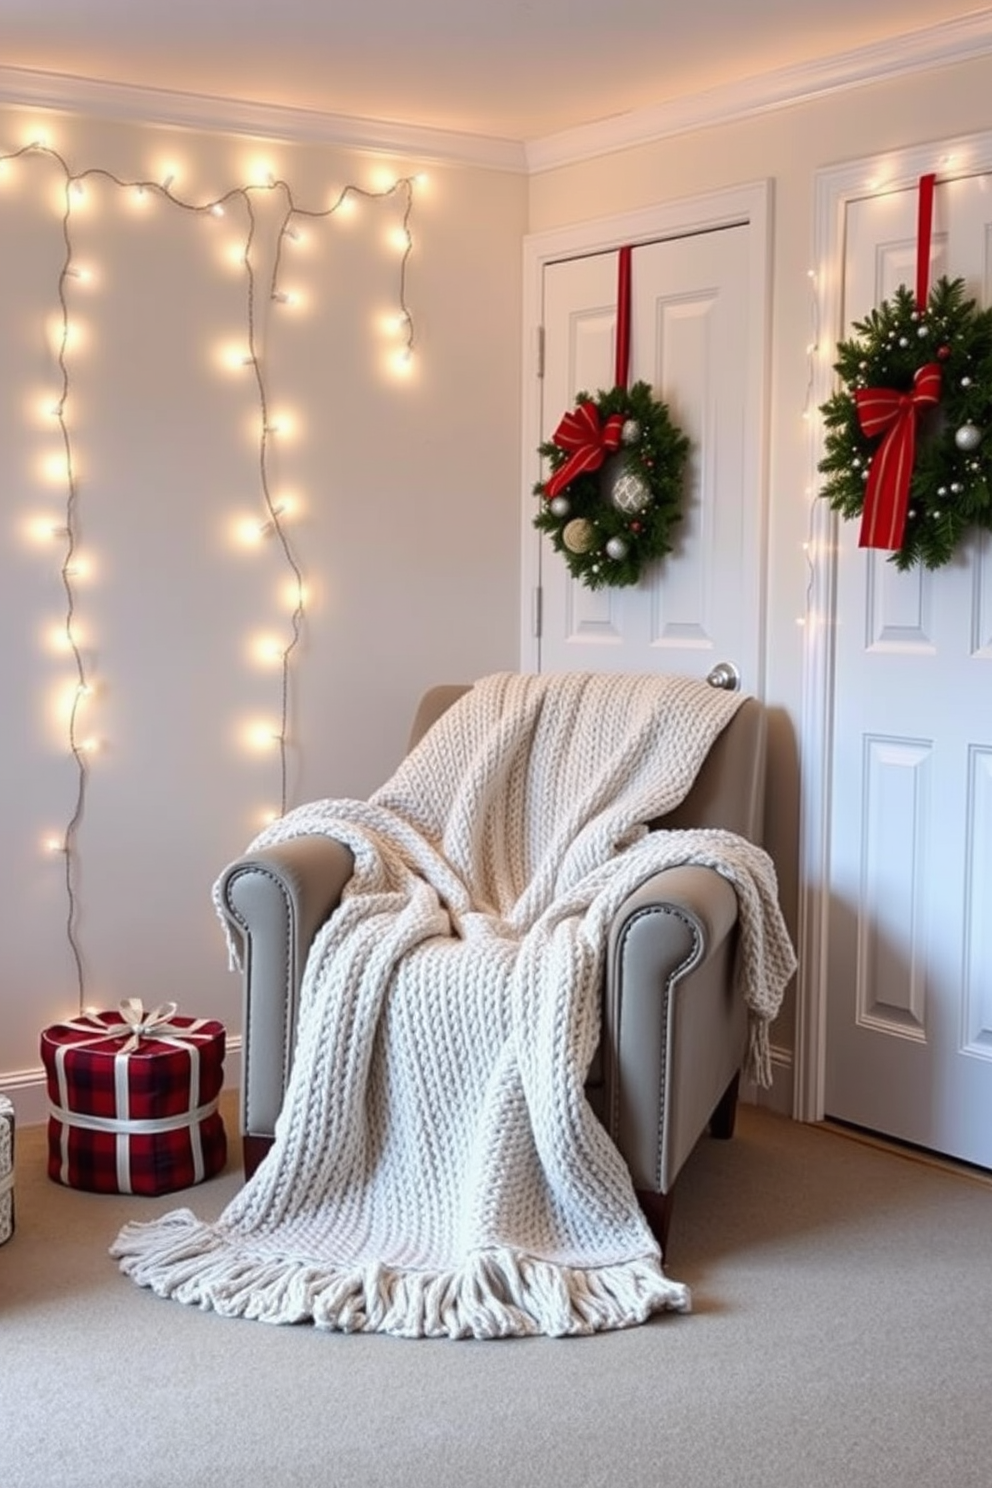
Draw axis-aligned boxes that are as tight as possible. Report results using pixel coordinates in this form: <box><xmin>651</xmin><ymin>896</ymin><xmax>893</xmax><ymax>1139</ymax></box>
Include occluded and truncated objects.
<box><xmin>796</xmin><ymin>128</ymin><xmax>992</xmax><ymax>1122</ymax></box>
<box><xmin>519</xmin><ymin>181</ymin><xmax>774</xmax><ymax>674</ymax></box>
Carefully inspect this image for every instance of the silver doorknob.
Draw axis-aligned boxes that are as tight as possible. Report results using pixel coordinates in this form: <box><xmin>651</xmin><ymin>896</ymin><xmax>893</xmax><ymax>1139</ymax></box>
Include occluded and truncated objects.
<box><xmin>706</xmin><ymin>661</ymin><xmax>740</xmax><ymax>692</ymax></box>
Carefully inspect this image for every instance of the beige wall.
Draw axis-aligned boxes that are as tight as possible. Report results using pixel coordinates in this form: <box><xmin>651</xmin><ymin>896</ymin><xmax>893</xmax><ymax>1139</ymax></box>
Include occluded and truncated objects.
<box><xmin>528</xmin><ymin>53</ymin><xmax>992</xmax><ymax>1068</ymax></box>
<box><xmin>0</xmin><ymin>104</ymin><xmax>526</xmax><ymax>1110</ymax></box>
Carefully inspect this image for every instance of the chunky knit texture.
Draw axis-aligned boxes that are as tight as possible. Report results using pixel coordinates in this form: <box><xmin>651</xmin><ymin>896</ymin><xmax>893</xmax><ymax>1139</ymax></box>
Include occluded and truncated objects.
<box><xmin>113</xmin><ymin>672</ymin><xmax>796</xmax><ymax>1339</ymax></box>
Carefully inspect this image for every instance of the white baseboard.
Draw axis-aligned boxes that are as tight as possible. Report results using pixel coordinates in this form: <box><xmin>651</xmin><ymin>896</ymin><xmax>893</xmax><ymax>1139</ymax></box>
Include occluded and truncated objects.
<box><xmin>6</xmin><ymin>1034</ymin><xmax>793</xmax><ymax>1128</ymax></box>
<box><xmin>1</xmin><ymin>1038</ymin><xmax>241</xmax><ymax>1130</ymax></box>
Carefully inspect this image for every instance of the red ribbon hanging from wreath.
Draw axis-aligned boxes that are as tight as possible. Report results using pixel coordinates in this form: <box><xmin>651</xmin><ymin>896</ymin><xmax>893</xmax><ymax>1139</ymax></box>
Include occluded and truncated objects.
<box><xmin>857</xmin><ymin>173</ymin><xmax>940</xmax><ymax>551</ymax></box>
<box><xmin>855</xmin><ymin>364</ymin><xmax>942</xmax><ymax>549</ymax></box>
<box><xmin>614</xmin><ymin>243</ymin><xmax>632</xmax><ymax>391</ymax></box>
<box><xmin>542</xmin><ymin>245</ymin><xmax>633</xmax><ymax>500</ymax></box>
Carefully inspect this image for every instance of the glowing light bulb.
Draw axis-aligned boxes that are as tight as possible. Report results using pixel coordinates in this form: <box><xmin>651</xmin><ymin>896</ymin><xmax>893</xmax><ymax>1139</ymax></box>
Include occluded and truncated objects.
<box><xmin>388</xmin><ymin>227</ymin><xmax>410</xmax><ymax>252</ymax></box>
<box><xmin>32</xmin><ymin>391</ymin><xmax>63</xmax><ymax>421</ymax></box>
<box><xmin>46</xmin><ymin>622</ymin><xmax>79</xmax><ymax>655</ymax></box>
<box><xmin>245</xmin><ymin>721</ymin><xmax>281</xmax><ymax>752</ymax></box>
<box><xmin>48</xmin><ymin>314</ymin><xmax>87</xmax><ymax>357</ymax></box>
<box><xmin>44</xmin><ymin>835</ymin><xmax>66</xmax><ymax>855</ymax></box>
<box><xmin>336</xmin><ymin>193</ymin><xmax>357</xmax><ymax>219</ymax></box>
<box><xmin>24</xmin><ymin>515</ymin><xmax>67</xmax><ymax>545</ymax></box>
<box><xmin>263</xmin><ymin>411</ymin><xmax>297</xmax><ymax>440</ymax></box>
<box><xmin>390</xmin><ymin>346</ymin><xmax>414</xmax><ymax>377</ymax></box>
<box><xmin>42</xmin><ymin>452</ymin><xmax>71</xmax><ymax>483</ymax></box>
<box><xmin>251</xmin><ymin>633</ymin><xmax>285</xmax><ymax>666</ymax></box>
<box><xmin>247</xmin><ymin>157</ymin><xmax>278</xmax><ymax>188</ymax></box>
<box><xmin>210</xmin><ymin>202</ymin><xmax>225</xmax><ymax>218</ymax></box>
<box><xmin>281</xmin><ymin>578</ymin><xmax>307</xmax><ymax>610</ymax></box>
<box><xmin>218</xmin><ymin>342</ymin><xmax>254</xmax><ymax>372</ymax></box>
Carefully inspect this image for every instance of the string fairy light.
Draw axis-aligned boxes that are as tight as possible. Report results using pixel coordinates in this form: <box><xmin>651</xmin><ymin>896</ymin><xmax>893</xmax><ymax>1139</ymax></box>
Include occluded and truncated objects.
<box><xmin>801</xmin><ymin>268</ymin><xmax>822</xmax><ymax>626</ymax></box>
<box><xmin>2</xmin><ymin>139</ymin><xmax>420</xmax><ymax>1009</ymax></box>
<box><xmin>799</xmin><ymin>263</ymin><xmax>843</xmax><ymax>638</ymax></box>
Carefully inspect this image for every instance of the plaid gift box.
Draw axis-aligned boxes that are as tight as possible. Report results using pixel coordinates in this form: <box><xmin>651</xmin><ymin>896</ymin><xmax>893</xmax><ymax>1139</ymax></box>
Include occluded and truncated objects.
<box><xmin>41</xmin><ymin>999</ymin><xmax>226</xmax><ymax>1196</ymax></box>
<box><xmin>0</xmin><ymin>1094</ymin><xmax>13</xmax><ymax>1245</ymax></box>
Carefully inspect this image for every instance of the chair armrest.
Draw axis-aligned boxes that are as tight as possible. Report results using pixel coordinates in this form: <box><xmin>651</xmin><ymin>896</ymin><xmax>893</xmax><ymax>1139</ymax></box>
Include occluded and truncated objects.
<box><xmin>217</xmin><ymin>835</ymin><xmax>354</xmax><ymax>1139</ymax></box>
<box><xmin>604</xmin><ymin>864</ymin><xmax>743</xmax><ymax>1194</ymax></box>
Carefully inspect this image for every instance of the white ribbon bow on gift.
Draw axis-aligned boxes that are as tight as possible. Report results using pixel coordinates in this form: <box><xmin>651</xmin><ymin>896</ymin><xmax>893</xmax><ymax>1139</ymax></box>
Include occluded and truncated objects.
<box><xmin>100</xmin><ymin>998</ymin><xmax>189</xmax><ymax>1054</ymax></box>
<box><xmin>63</xmin><ymin>999</ymin><xmax>212</xmax><ymax>1054</ymax></box>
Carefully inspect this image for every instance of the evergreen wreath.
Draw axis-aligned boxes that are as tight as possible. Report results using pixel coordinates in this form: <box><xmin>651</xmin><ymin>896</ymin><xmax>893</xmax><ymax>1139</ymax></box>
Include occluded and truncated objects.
<box><xmin>533</xmin><ymin>379</ymin><xmax>690</xmax><ymax>589</ymax></box>
<box><xmin>819</xmin><ymin>275</ymin><xmax>992</xmax><ymax>570</ymax></box>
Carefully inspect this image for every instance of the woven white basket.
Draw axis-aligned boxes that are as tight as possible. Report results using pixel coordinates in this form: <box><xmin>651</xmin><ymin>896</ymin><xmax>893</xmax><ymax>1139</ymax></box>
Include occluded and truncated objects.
<box><xmin>0</xmin><ymin>1094</ymin><xmax>14</xmax><ymax>1247</ymax></box>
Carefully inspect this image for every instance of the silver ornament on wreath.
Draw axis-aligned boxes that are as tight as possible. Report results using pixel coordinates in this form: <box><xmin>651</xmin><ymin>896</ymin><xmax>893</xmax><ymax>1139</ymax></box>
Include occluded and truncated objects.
<box><xmin>549</xmin><ymin>495</ymin><xmax>571</xmax><ymax>517</ymax></box>
<box><xmin>954</xmin><ymin>423</ymin><xmax>982</xmax><ymax>452</ymax></box>
<box><xmin>605</xmin><ymin>536</ymin><xmax>629</xmax><ymax>560</ymax></box>
<box><xmin>602</xmin><ymin>453</ymin><xmax>650</xmax><ymax>514</ymax></box>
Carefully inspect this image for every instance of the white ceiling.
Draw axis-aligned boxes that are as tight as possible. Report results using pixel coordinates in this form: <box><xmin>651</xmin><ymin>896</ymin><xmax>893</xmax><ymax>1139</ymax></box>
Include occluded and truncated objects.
<box><xmin>0</xmin><ymin>0</ymin><xmax>988</xmax><ymax>142</ymax></box>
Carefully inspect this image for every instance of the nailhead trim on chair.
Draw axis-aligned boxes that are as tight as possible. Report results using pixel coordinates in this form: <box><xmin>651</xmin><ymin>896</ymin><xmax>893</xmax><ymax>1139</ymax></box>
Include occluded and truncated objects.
<box><xmin>222</xmin><ymin>864</ymin><xmax>296</xmax><ymax>1137</ymax></box>
<box><xmin>612</xmin><ymin>901</ymin><xmax>702</xmax><ymax>1192</ymax></box>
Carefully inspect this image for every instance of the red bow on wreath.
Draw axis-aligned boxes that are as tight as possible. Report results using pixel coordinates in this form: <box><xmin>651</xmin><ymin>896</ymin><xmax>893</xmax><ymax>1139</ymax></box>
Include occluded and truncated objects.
<box><xmin>855</xmin><ymin>363</ymin><xmax>942</xmax><ymax>550</ymax></box>
<box><xmin>543</xmin><ymin>401</ymin><xmax>624</xmax><ymax>500</ymax></box>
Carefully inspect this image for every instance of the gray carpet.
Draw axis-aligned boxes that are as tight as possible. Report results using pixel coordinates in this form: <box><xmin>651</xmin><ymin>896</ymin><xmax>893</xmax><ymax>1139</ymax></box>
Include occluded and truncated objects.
<box><xmin>3</xmin><ymin>1095</ymin><xmax>992</xmax><ymax>1488</ymax></box>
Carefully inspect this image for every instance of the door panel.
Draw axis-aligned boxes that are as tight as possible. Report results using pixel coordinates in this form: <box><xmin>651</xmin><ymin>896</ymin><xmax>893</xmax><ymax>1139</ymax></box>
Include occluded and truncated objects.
<box><xmin>825</xmin><ymin>176</ymin><xmax>992</xmax><ymax>1167</ymax></box>
<box><xmin>538</xmin><ymin>225</ymin><xmax>761</xmax><ymax>690</ymax></box>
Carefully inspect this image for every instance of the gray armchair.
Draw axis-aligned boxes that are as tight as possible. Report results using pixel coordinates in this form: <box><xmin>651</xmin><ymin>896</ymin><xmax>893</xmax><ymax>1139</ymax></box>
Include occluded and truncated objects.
<box><xmin>216</xmin><ymin>680</ymin><xmax>767</xmax><ymax>1252</ymax></box>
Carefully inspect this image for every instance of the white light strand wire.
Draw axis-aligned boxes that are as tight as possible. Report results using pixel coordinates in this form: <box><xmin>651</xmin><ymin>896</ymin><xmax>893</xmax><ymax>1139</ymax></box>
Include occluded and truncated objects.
<box><xmin>2</xmin><ymin>142</ymin><xmax>419</xmax><ymax>1009</ymax></box>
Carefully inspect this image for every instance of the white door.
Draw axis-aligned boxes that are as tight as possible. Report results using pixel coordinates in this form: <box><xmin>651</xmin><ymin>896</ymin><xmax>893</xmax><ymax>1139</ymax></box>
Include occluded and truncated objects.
<box><xmin>824</xmin><ymin>176</ymin><xmax>992</xmax><ymax>1168</ymax></box>
<box><xmin>536</xmin><ymin>226</ymin><xmax>763</xmax><ymax>690</ymax></box>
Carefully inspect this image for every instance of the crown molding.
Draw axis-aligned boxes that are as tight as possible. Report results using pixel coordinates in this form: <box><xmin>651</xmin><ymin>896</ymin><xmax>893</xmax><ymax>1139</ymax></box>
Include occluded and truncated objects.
<box><xmin>526</xmin><ymin>9</ymin><xmax>992</xmax><ymax>173</ymax></box>
<box><xmin>0</xmin><ymin>64</ymin><xmax>528</xmax><ymax>174</ymax></box>
<box><xmin>2</xmin><ymin>10</ymin><xmax>991</xmax><ymax>179</ymax></box>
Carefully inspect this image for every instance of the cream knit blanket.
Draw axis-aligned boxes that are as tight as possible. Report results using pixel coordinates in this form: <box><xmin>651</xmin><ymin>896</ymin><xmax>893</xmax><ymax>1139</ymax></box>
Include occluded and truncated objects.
<box><xmin>113</xmin><ymin>672</ymin><xmax>796</xmax><ymax>1339</ymax></box>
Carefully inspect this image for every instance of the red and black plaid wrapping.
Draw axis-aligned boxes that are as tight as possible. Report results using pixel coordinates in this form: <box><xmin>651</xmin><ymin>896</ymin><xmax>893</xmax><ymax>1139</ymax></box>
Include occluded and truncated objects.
<box><xmin>40</xmin><ymin>1012</ymin><xmax>227</xmax><ymax>1196</ymax></box>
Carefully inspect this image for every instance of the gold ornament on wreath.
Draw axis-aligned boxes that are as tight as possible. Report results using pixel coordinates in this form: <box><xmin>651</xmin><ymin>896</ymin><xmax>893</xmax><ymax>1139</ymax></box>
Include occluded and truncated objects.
<box><xmin>533</xmin><ymin>380</ymin><xmax>690</xmax><ymax>590</ymax></box>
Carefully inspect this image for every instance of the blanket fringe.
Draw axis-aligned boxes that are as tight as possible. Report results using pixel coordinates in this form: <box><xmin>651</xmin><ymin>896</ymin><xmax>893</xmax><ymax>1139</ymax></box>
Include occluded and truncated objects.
<box><xmin>745</xmin><ymin>1014</ymin><xmax>773</xmax><ymax>1089</ymax></box>
<box><xmin>111</xmin><ymin>1215</ymin><xmax>691</xmax><ymax>1340</ymax></box>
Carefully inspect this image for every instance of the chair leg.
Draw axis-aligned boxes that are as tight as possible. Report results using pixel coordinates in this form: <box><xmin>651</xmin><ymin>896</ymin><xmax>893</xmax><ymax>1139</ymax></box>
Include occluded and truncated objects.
<box><xmin>242</xmin><ymin>1133</ymin><xmax>274</xmax><ymax>1179</ymax></box>
<box><xmin>709</xmin><ymin>1070</ymin><xmax>740</xmax><ymax>1140</ymax></box>
<box><xmin>635</xmin><ymin>1188</ymin><xmax>675</xmax><ymax>1256</ymax></box>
